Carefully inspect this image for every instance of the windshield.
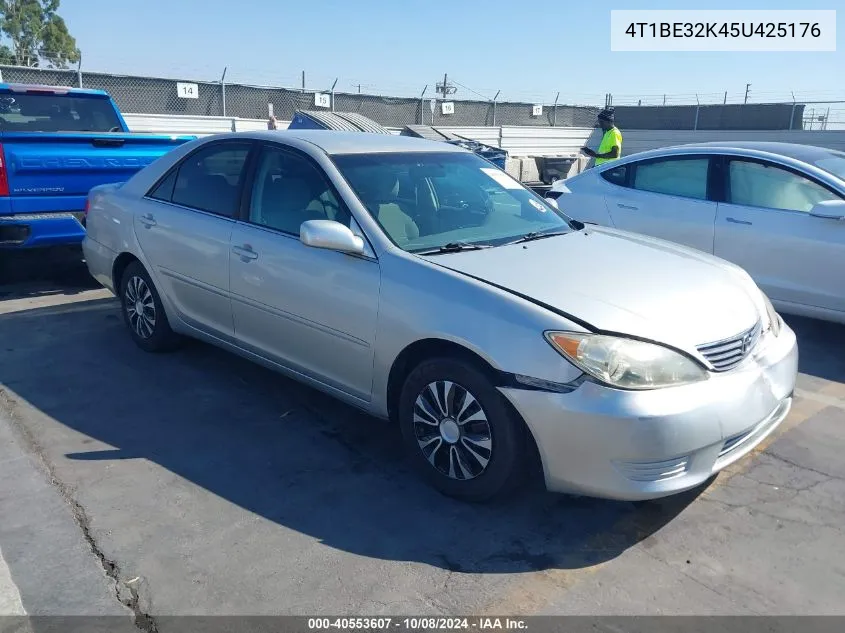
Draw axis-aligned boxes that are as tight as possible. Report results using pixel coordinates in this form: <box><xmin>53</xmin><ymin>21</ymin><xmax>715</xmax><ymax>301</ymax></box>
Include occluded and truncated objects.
<box><xmin>814</xmin><ymin>151</ymin><xmax>845</xmax><ymax>182</ymax></box>
<box><xmin>0</xmin><ymin>93</ymin><xmax>123</xmax><ymax>133</ymax></box>
<box><xmin>332</xmin><ymin>151</ymin><xmax>572</xmax><ymax>253</ymax></box>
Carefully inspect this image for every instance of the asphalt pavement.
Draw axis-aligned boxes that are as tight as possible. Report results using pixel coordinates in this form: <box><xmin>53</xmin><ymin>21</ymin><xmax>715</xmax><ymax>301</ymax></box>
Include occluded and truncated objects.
<box><xmin>0</xmin><ymin>248</ymin><xmax>844</xmax><ymax>628</ymax></box>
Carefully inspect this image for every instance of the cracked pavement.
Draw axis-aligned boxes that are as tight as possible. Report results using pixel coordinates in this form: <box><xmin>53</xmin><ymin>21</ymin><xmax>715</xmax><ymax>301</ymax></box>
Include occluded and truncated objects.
<box><xmin>0</xmin><ymin>249</ymin><xmax>844</xmax><ymax>627</ymax></box>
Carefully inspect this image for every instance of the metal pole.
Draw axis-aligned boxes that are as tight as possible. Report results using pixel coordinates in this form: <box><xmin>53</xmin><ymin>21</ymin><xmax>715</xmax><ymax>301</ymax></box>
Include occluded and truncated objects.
<box><xmin>663</xmin><ymin>94</ymin><xmax>666</xmax><ymax>105</ymax></box>
<box><xmin>220</xmin><ymin>67</ymin><xmax>227</xmax><ymax>117</ymax></box>
<box><xmin>553</xmin><ymin>91</ymin><xmax>559</xmax><ymax>127</ymax></box>
<box><xmin>492</xmin><ymin>89</ymin><xmax>500</xmax><ymax>127</ymax></box>
<box><xmin>418</xmin><ymin>85</ymin><xmax>427</xmax><ymax>125</ymax></box>
<box><xmin>723</xmin><ymin>91</ymin><xmax>727</xmax><ymax>104</ymax></box>
<box><xmin>824</xmin><ymin>106</ymin><xmax>831</xmax><ymax>130</ymax></box>
<box><xmin>301</xmin><ymin>71</ymin><xmax>305</xmax><ymax>92</ymax></box>
<box><xmin>330</xmin><ymin>78</ymin><xmax>338</xmax><ymax>112</ymax></box>
<box><xmin>694</xmin><ymin>94</ymin><xmax>700</xmax><ymax>131</ymax></box>
<box><xmin>744</xmin><ymin>83</ymin><xmax>751</xmax><ymax>104</ymax></box>
<box><xmin>76</xmin><ymin>54</ymin><xmax>82</xmax><ymax>88</ymax></box>
<box><xmin>790</xmin><ymin>92</ymin><xmax>796</xmax><ymax>130</ymax></box>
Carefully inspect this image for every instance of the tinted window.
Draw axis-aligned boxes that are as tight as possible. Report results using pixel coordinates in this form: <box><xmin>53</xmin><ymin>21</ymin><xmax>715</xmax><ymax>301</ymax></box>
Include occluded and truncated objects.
<box><xmin>728</xmin><ymin>160</ymin><xmax>841</xmax><ymax>212</ymax></box>
<box><xmin>0</xmin><ymin>93</ymin><xmax>122</xmax><ymax>132</ymax></box>
<box><xmin>600</xmin><ymin>164</ymin><xmax>628</xmax><ymax>187</ymax></box>
<box><xmin>249</xmin><ymin>146</ymin><xmax>349</xmax><ymax>235</ymax></box>
<box><xmin>333</xmin><ymin>152</ymin><xmax>570</xmax><ymax>252</ymax></box>
<box><xmin>633</xmin><ymin>158</ymin><xmax>709</xmax><ymax>200</ymax></box>
<box><xmin>171</xmin><ymin>143</ymin><xmax>250</xmax><ymax>217</ymax></box>
<box><xmin>148</xmin><ymin>170</ymin><xmax>177</xmax><ymax>202</ymax></box>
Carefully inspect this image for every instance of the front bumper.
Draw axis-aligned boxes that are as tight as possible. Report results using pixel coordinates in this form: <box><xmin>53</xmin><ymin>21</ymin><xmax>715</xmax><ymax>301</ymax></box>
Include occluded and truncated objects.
<box><xmin>501</xmin><ymin>322</ymin><xmax>799</xmax><ymax>500</ymax></box>
<box><xmin>0</xmin><ymin>213</ymin><xmax>86</xmax><ymax>248</ymax></box>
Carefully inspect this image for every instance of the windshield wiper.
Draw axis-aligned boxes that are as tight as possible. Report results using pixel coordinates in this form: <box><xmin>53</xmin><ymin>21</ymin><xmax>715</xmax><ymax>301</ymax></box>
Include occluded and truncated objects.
<box><xmin>415</xmin><ymin>242</ymin><xmax>492</xmax><ymax>255</ymax></box>
<box><xmin>506</xmin><ymin>230</ymin><xmax>571</xmax><ymax>245</ymax></box>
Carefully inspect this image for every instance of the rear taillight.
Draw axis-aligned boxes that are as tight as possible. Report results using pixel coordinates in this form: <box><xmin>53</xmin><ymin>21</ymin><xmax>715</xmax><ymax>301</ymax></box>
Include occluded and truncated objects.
<box><xmin>84</xmin><ymin>197</ymin><xmax>90</xmax><ymax>216</ymax></box>
<box><xmin>0</xmin><ymin>144</ymin><xmax>9</xmax><ymax>197</ymax></box>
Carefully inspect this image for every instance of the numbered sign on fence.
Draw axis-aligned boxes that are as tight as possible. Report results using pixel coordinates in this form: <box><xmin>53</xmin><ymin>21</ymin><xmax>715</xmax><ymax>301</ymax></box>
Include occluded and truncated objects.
<box><xmin>532</xmin><ymin>104</ymin><xmax>543</xmax><ymax>116</ymax></box>
<box><xmin>176</xmin><ymin>82</ymin><xmax>199</xmax><ymax>99</ymax></box>
<box><xmin>441</xmin><ymin>102</ymin><xmax>455</xmax><ymax>115</ymax></box>
<box><xmin>314</xmin><ymin>93</ymin><xmax>331</xmax><ymax>108</ymax></box>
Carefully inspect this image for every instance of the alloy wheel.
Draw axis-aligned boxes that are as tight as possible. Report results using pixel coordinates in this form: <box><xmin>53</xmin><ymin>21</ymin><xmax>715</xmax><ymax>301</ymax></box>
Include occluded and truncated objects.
<box><xmin>124</xmin><ymin>275</ymin><xmax>157</xmax><ymax>339</ymax></box>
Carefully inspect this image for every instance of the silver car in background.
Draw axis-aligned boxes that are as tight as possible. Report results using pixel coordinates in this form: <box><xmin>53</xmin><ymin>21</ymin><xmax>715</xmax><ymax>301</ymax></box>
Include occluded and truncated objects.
<box><xmin>83</xmin><ymin>131</ymin><xmax>798</xmax><ymax>502</ymax></box>
<box><xmin>547</xmin><ymin>142</ymin><xmax>845</xmax><ymax>324</ymax></box>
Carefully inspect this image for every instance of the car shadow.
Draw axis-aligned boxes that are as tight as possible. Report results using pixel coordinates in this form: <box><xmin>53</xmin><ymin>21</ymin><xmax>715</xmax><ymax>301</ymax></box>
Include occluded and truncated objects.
<box><xmin>0</xmin><ymin>298</ymin><xmax>704</xmax><ymax>575</ymax></box>
<box><xmin>782</xmin><ymin>314</ymin><xmax>845</xmax><ymax>384</ymax></box>
<box><xmin>0</xmin><ymin>247</ymin><xmax>99</xmax><ymax>299</ymax></box>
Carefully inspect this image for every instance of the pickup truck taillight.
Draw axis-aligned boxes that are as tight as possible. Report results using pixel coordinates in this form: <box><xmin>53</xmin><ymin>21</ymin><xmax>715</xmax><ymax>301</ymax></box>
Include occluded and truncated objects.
<box><xmin>0</xmin><ymin>144</ymin><xmax>9</xmax><ymax>197</ymax></box>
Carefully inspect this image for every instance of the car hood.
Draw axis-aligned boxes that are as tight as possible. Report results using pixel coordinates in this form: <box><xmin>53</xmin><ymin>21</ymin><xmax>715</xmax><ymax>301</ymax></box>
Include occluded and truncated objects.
<box><xmin>429</xmin><ymin>226</ymin><xmax>763</xmax><ymax>352</ymax></box>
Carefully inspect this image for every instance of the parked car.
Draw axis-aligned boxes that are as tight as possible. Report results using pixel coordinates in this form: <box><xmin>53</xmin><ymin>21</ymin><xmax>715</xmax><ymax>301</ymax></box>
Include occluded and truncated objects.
<box><xmin>0</xmin><ymin>83</ymin><xmax>194</xmax><ymax>248</ymax></box>
<box><xmin>546</xmin><ymin>142</ymin><xmax>845</xmax><ymax>324</ymax></box>
<box><xmin>82</xmin><ymin>131</ymin><xmax>798</xmax><ymax>502</ymax></box>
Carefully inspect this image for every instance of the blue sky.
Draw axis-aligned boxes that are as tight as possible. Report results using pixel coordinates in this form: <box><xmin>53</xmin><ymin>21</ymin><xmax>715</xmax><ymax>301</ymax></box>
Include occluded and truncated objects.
<box><xmin>59</xmin><ymin>0</ymin><xmax>841</xmax><ymax>105</ymax></box>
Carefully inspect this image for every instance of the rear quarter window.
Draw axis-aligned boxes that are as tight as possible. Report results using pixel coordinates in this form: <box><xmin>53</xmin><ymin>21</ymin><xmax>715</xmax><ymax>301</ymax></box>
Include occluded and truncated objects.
<box><xmin>600</xmin><ymin>164</ymin><xmax>629</xmax><ymax>187</ymax></box>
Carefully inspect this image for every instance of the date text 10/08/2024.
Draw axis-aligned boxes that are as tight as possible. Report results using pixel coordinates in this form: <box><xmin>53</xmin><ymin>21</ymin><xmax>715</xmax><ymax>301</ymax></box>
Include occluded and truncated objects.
<box><xmin>307</xmin><ymin>617</ymin><xmax>528</xmax><ymax>630</ymax></box>
<box><xmin>624</xmin><ymin>22</ymin><xmax>822</xmax><ymax>39</ymax></box>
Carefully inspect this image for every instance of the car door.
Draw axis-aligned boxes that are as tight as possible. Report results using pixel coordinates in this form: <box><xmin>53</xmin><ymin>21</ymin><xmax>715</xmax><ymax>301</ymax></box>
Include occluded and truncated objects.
<box><xmin>714</xmin><ymin>156</ymin><xmax>845</xmax><ymax>313</ymax></box>
<box><xmin>134</xmin><ymin>140</ymin><xmax>253</xmax><ymax>339</ymax></box>
<box><xmin>602</xmin><ymin>156</ymin><xmax>718</xmax><ymax>253</ymax></box>
<box><xmin>228</xmin><ymin>143</ymin><xmax>381</xmax><ymax>401</ymax></box>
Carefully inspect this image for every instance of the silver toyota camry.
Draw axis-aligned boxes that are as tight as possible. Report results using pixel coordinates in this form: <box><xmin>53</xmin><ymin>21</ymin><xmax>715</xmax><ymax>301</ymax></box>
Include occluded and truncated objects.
<box><xmin>82</xmin><ymin>131</ymin><xmax>799</xmax><ymax>502</ymax></box>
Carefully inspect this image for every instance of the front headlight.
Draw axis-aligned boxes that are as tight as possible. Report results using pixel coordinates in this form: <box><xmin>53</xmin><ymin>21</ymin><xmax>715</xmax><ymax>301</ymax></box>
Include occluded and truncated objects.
<box><xmin>545</xmin><ymin>332</ymin><xmax>708</xmax><ymax>390</ymax></box>
<box><xmin>760</xmin><ymin>292</ymin><xmax>782</xmax><ymax>337</ymax></box>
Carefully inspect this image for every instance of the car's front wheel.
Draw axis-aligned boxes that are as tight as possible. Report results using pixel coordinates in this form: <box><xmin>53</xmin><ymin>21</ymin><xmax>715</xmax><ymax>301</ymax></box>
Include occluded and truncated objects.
<box><xmin>398</xmin><ymin>357</ymin><xmax>526</xmax><ymax>502</ymax></box>
<box><xmin>119</xmin><ymin>261</ymin><xmax>180</xmax><ymax>353</ymax></box>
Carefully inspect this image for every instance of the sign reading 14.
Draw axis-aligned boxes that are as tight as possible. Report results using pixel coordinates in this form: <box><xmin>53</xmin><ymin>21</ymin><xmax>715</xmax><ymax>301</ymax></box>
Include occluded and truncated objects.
<box><xmin>176</xmin><ymin>82</ymin><xmax>199</xmax><ymax>99</ymax></box>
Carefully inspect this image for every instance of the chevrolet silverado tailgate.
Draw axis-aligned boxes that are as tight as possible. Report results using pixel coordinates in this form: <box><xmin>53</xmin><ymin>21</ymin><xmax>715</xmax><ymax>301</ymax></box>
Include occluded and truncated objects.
<box><xmin>2</xmin><ymin>132</ymin><xmax>188</xmax><ymax>215</ymax></box>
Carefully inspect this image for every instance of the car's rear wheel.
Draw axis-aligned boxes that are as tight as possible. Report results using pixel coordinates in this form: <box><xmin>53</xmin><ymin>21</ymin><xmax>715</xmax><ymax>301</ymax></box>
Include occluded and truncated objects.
<box><xmin>398</xmin><ymin>357</ymin><xmax>526</xmax><ymax>502</ymax></box>
<box><xmin>119</xmin><ymin>261</ymin><xmax>179</xmax><ymax>353</ymax></box>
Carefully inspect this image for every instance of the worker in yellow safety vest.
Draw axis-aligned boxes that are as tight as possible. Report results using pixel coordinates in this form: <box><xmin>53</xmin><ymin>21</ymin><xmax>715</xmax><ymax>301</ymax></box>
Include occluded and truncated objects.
<box><xmin>581</xmin><ymin>108</ymin><xmax>622</xmax><ymax>166</ymax></box>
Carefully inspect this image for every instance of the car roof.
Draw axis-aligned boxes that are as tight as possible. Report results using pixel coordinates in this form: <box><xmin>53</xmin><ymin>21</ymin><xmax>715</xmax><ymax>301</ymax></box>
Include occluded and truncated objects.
<box><xmin>619</xmin><ymin>141</ymin><xmax>842</xmax><ymax>164</ymax></box>
<box><xmin>234</xmin><ymin>130</ymin><xmax>467</xmax><ymax>155</ymax></box>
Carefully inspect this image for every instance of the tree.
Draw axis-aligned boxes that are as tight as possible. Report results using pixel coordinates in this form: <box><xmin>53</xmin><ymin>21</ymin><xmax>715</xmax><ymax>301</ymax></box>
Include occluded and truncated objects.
<box><xmin>0</xmin><ymin>0</ymin><xmax>79</xmax><ymax>68</ymax></box>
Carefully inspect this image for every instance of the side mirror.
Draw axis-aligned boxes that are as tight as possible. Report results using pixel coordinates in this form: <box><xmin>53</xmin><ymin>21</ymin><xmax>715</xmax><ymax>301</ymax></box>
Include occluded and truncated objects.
<box><xmin>809</xmin><ymin>199</ymin><xmax>845</xmax><ymax>220</ymax></box>
<box><xmin>300</xmin><ymin>219</ymin><xmax>365</xmax><ymax>255</ymax></box>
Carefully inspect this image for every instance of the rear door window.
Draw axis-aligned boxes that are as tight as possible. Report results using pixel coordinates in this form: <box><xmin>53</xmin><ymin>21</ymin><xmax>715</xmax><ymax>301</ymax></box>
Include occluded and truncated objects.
<box><xmin>0</xmin><ymin>93</ymin><xmax>123</xmax><ymax>132</ymax></box>
<box><xmin>632</xmin><ymin>157</ymin><xmax>710</xmax><ymax>200</ymax></box>
<box><xmin>169</xmin><ymin>143</ymin><xmax>252</xmax><ymax>217</ymax></box>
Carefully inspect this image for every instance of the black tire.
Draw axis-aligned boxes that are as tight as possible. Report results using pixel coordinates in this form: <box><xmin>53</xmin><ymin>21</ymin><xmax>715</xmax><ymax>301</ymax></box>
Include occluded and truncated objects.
<box><xmin>398</xmin><ymin>357</ymin><xmax>526</xmax><ymax>502</ymax></box>
<box><xmin>118</xmin><ymin>261</ymin><xmax>180</xmax><ymax>353</ymax></box>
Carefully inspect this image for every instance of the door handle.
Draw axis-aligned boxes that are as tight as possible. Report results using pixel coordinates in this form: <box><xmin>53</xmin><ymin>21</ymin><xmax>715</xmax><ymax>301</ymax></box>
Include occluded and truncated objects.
<box><xmin>232</xmin><ymin>244</ymin><xmax>259</xmax><ymax>261</ymax></box>
<box><xmin>617</xmin><ymin>203</ymin><xmax>638</xmax><ymax>210</ymax></box>
<box><xmin>138</xmin><ymin>213</ymin><xmax>156</xmax><ymax>228</ymax></box>
<box><xmin>726</xmin><ymin>217</ymin><xmax>753</xmax><ymax>226</ymax></box>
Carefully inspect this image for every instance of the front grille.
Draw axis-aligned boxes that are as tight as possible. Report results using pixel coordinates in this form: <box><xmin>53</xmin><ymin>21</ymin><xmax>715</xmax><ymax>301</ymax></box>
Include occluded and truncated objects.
<box><xmin>719</xmin><ymin>429</ymin><xmax>754</xmax><ymax>457</ymax></box>
<box><xmin>697</xmin><ymin>320</ymin><xmax>762</xmax><ymax>372</ymax></box>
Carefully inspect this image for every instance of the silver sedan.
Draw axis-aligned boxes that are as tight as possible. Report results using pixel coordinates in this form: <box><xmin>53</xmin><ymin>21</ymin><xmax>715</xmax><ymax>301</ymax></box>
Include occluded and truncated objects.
<box><xmin>82</xmin><ymin>131</ymin><xmax>798</xmax><ymax>502</ymax></box>
<box><xmin>547</xmin><ymin>142</ymin><xmax>845</xmax><ymax>324</ymax></box>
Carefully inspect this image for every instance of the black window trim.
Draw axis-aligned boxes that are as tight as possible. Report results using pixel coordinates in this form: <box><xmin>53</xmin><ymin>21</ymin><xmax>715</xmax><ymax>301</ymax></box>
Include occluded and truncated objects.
<box><xmin>143</xmin><ymin>139</ymin><xmax>258</xmax><ymax>220</ymax></box>
<box><xmin>236</xmin><ymin>140</ymin><xmax>378</xmax><ymax>261</ymax></box>
<box><xmin>715</xmin><ymin>154</ymin><xmax>845</xmax><ymax>214</ymax></box>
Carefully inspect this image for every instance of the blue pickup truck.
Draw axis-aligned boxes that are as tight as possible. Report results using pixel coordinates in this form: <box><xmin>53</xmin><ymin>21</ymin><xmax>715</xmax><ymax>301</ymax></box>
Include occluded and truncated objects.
<box><xmin>0</xmin><ymin>83</ymin><xmax>193</xmax><ymax>248</ymax></box>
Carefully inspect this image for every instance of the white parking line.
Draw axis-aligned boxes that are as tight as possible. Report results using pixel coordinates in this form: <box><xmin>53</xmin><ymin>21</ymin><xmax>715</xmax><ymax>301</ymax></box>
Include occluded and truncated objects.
<box><xmin>0</xmin><ymin>546</ymin><xmax>25</xmax><ymax>615</ymax></box>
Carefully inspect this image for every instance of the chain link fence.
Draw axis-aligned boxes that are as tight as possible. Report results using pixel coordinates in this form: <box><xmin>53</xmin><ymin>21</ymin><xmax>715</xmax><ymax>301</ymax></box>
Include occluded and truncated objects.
<box><xmin>0</xmin><ymin>64</ymin><xmax>840</xmax><ymax>130</ymax></box>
